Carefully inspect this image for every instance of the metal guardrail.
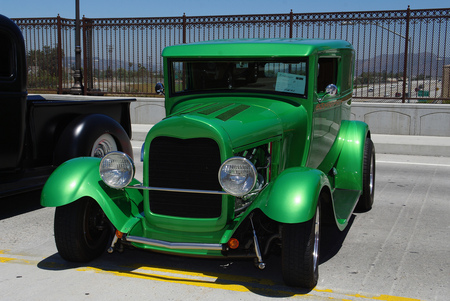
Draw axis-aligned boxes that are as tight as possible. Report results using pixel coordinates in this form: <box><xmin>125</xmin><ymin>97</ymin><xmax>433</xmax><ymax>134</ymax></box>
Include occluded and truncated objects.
<box><xmin>12</xmin><ymin>7</ymin><xmax>450</xmax><ymax>103</ymax></box>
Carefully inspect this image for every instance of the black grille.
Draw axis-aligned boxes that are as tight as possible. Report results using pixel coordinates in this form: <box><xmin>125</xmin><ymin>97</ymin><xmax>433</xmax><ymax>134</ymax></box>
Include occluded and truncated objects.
<box><xmin>148</xmin><ymin>137</ymin><xmax>222</xmax><ymax>218</ymax></box>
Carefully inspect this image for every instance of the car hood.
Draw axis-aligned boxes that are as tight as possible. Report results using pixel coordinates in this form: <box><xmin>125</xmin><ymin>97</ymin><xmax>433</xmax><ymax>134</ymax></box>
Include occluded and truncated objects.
<box><xmin>149</xmin><ymin>97</ymin><xmax>307</xmax><ymax>150</ymax></box>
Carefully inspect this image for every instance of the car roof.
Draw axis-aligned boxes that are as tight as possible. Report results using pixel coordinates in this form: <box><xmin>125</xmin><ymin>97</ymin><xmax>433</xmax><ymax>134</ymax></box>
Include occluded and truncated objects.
<box><xmin>162</xmin><ymin>38</ymin><xmax>353</xmax><ymax>58</ymax></box>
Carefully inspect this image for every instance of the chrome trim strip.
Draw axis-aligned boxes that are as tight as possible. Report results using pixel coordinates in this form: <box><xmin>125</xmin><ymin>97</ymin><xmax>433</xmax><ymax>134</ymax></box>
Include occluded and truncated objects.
<box><xmin>126</xmin><ymin>184</ymin><xmax>228</xmax><ymax>195</ymax></box>
<box><xmin>125</xmin><ymin>235</ymin><xmax>224</xmax><ymax>251</ymax></box>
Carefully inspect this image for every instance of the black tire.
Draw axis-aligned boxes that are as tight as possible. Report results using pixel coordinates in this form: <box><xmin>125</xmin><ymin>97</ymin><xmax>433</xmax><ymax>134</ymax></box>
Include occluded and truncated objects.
<box><xmin>356</xmin><ymin>137</ymin><xmax>376</xmax><ymax>212</ymax></box>
<box><xmin>281</xmin><ymin>201</ymin><xmax>321</xmax><ymax>289</ymax></box>
<box><xmin>54</xmin><ymin>198</ymin><xmax>112</xmax><ymax>262</ymax></box>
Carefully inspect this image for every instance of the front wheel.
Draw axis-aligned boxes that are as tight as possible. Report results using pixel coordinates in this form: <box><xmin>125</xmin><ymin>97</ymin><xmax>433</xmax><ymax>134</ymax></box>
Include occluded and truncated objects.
<box><xmin>54</xmin><ymin>198</ymin><xmax>112</xmax><ymax>262</ymax></box>
<box><xmin>281</xmin><ymin>202</ymin><xmax>320</xmax><ymax>289</ymax></box>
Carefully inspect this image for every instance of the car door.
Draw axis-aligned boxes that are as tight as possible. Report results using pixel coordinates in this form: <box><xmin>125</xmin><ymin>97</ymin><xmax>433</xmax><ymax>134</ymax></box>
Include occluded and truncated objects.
<box><xmin>308</xmin><ymin>56</ymin><xmax>342</xmax><ymax>168</ymax></box>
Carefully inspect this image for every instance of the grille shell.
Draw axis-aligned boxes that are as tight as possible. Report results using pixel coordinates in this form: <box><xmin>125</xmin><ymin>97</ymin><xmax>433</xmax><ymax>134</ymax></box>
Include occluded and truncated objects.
<box><xmin>148</xmin><ymin>137</ymin><xmax>222</xmax><ymax>218</ymax></box>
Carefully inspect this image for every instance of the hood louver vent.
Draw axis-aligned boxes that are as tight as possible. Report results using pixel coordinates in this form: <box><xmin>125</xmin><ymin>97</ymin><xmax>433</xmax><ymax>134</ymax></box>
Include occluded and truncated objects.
<box><xmin>198</xmin><ymin>103</ymin><xmax>233</xmax><ymax>115</ymax></box>
<box><xmin>172</xmin><ymin>102</ymin><xmax>251</xmax><ymax>122</ymax></box>
<box><xmin>216</xmin><ymin>104</ymin><xmax>250</xmax><ymax>121</ymax></box>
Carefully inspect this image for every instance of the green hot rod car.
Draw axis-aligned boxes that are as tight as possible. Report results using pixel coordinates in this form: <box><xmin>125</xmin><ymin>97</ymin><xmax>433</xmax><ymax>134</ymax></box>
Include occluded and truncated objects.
<box><xmin>41</xmin><ymin>39</ymin><xmax>375</xmax><ymax>289</ymax></box>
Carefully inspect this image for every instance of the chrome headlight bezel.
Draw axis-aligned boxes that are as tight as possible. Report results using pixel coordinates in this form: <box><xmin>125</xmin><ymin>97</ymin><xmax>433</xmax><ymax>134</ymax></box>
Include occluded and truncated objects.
<box><xmin>99</xmin><ymin>151</ymin><xmax>135</xmax><ymax>189</ymax></box>
<box><xmin>218</xmin><ymin>157</ymin><xmax>257</xmax><ymax>197</ymax></box>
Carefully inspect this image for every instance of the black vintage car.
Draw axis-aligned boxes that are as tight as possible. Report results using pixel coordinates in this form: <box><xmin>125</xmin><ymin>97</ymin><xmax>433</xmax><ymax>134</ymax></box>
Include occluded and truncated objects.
<box><xmin>0</xmin><ymin>14</ymin><xmax>135</xmax><ymax>197</ymax></box>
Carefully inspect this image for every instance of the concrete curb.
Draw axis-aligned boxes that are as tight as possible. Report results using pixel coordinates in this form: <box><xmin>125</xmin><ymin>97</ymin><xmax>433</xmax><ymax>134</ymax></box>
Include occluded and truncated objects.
<box><xmin>371</xmin><ymin>134</ymin><xmax>450</xmax><ymax>157</ymax></box>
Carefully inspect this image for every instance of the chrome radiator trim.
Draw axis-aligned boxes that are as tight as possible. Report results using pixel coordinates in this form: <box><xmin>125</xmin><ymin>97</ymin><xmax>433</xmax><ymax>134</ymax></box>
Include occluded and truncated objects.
<box><xmin>127</xmin><ymin>184</ymin><xmax>228</xmax><ymax>195</ymax></box>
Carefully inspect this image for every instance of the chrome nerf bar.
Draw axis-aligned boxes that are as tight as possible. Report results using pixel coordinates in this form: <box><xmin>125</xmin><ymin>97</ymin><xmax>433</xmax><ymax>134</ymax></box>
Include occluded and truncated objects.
<box><xmin>124</xmin><ymin>235</ymin><xmax>224</xmax><ymax>251</ymax></box>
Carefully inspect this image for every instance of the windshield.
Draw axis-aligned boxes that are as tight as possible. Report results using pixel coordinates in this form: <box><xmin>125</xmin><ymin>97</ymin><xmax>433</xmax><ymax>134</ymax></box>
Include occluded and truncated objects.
<box><xmin>169</xmin><ymin>59</ymin><xmax>308</xmax><ymax>97</ymax></box>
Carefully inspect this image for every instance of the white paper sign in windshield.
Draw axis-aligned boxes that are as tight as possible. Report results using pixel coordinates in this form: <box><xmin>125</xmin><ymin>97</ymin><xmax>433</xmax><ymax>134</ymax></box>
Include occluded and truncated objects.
<box><xmin>275</xmin><ymin>72</ymin><xmax>306</xmax><ymax>95</ymax></box>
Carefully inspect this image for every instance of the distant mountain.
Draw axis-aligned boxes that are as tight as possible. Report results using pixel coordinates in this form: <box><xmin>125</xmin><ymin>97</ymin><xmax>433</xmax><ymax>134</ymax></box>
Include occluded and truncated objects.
<box><xmin>66</xmin><ymin>56</ymin><xmax>162</xmax><ymax>72</ymax></box>
<box><xmin>355</xmin><ymin>52</ymin><xmax>449</xmax><ymax>77</ymax></box>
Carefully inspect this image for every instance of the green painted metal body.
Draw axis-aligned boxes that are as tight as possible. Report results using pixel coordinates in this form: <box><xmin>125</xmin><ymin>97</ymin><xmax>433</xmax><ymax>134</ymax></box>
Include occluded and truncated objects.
<box><xmin>41</xmin><ymin>38</ymin><xmax>370</xmax><ymax>257</ymax></box>
<box><xmin>41</xmin><ymin>157</ymin><xmax>144</xmax><ymax>233</ymax></box>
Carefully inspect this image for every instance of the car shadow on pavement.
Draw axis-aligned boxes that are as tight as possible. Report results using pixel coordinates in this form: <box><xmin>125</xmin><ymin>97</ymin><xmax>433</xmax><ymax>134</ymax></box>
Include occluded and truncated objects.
<box><xmin>37</xmin><ymin>215</ymin><xmax>355</xmax><ymax>298</ymax></box>
<box><xmin>320</xmin><ymin>214</ymin><xmax>355</xmax><ymax>264</ymax></box>
<box><xmin>37</xmin><ymin>251</ymin><xmax>307</xmax><ymax>297</ymax></box>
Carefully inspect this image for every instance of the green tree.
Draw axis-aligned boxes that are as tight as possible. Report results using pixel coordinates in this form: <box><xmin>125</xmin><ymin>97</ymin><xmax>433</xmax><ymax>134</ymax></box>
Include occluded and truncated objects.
<box><xmin>27</xmin><ymin>46</ymin><xmax>61</xmax><ymax>76</ymax></box>
<box><xmin>136</xmin><ymin>64</ymin><xmax>148</xmax><ymax>78</ymax></box>
<box><xmin>116</xmin><ymin>68</ymin><xmax>127</xmax><ymax>79</ymax></box>
<box><xmin>105</xmin><ymin>66</ymin><xmax>113</xmax><ymax>79</ymax></box>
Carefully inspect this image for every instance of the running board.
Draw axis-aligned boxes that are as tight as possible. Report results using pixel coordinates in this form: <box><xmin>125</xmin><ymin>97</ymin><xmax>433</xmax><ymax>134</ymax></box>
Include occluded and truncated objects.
<box><xmin>333</xmin><ymin>189</ymin><xmax>361</xmax><ymax>225</ymax></box>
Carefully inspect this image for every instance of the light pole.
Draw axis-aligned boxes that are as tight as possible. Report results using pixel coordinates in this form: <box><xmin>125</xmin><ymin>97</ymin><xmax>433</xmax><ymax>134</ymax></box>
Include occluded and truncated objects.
<box><xmin>71</xmin><ymin>0</ymin><xmax>83</xmax><ymax>95</ymax></box>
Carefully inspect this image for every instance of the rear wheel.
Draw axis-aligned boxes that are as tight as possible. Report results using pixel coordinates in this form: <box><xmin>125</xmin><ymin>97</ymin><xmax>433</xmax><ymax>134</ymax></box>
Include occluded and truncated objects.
<box><xmin>282</xmin><ymin>201</ymin><xmax>321</xmax><ymax>288</ymax></box>
<box><xmin>54</xmin><ymin>198</ymin><xmax>112</xmax><ymax>262</ymax></box>
<box><xmin>356</xmin><ymin>137</ymin><xmax>375</xmax><ymax>212</ymax></box>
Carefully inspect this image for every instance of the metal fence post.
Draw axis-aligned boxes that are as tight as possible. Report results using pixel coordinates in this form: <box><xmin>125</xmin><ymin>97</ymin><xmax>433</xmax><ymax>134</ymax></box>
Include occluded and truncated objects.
<box><xmin>289</xmin><ymin>10</ymin><xmax>293</xmax><ymax>39</ymax></box>
<box><xmin>82</xmin><ymin>16</ymin><xmax>87</xmax><ymax>95</ymax></box>
<box><xmin>57</xmin><ymin>15</ymin><xmax>63</xmax><ymax>94</ymax></box>
<box><xmin>183</xmin><ymin>13</ymin><xmax>187</xmax><ymax>44</ymax></box>
<box><xmin>82</xmin><ymin>16</ymin><xmax>94</xmax><ymax>95</ymax></box>
<box><xmin>401</xmin><ymin>6</ymin><xmax>411</xmax><ymax>103</ymax></box>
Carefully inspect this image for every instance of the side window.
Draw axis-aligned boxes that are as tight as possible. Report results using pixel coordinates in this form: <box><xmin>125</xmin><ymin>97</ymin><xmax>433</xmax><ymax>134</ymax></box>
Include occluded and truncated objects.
<box><xmin>317</xmin><ymin>57</ymin><xmax>338</xmax><ymax>93</ymax></box>
<box><xmin>0</xmin><ymin>31</ymin><xmax>14</xmax><ymax>79</ymax></box>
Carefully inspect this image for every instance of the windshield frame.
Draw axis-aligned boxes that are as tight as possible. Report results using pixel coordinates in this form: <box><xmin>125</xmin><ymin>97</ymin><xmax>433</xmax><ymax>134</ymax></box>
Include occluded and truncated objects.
<box><xmin>167</xmin><ymin>58</ymin><xmax>309</xmax><ymax>99</ymax></box>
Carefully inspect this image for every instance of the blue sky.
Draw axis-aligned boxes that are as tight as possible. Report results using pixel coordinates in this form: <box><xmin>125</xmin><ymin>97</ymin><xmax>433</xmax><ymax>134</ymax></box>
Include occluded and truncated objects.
<box><xmin>2</xmin><ymin>0</ymin><xmax>449</xmax><ymax>19</ymax></box>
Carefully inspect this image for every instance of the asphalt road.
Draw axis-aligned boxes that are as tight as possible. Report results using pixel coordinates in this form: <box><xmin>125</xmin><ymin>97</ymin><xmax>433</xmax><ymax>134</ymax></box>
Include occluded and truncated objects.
<box><xmin>1</xmin><ymin>154</ymin><xmax>449</xmax><ymax>301</ymax></box>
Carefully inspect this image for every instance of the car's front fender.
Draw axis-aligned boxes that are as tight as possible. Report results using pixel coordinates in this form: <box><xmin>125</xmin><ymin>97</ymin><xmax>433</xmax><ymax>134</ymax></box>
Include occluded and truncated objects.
<box><xmin>41</xmin><ymin>157</ymin><xmax>143</xmax><ymax>233</ymax></box>
<box><xmin>255</xmin><ymin>167</ymin><xmax>330</xmax><ymax>224</ymax></box>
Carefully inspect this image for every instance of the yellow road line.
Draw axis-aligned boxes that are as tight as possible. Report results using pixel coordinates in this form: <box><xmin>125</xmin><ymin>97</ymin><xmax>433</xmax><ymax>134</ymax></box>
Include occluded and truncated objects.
<box><xmin>78</xmin><ymin>265</ymin><xmax>420</xmax><ymax>300</ymax></box>
<box><xmin>1</xmin><ymin>251</ymin><xmax>421</xmax><ymax>301</ymax></box>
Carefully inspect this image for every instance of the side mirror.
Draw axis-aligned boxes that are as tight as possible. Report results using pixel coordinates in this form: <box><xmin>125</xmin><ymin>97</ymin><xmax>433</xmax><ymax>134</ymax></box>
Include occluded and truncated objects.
<box><xmin>155</xmin><ymin>82</ymin><xmax>165</xmax><ymax>95</ymax></box>
<box><xmin>325</xmin><ymin>84</ymin><xmax>338</xmax><ymax>96</ymax></box>
<box><xmin>317</xmin><ymin>84</ymin><xmax>338</xmax><ymax>103</ymax></box>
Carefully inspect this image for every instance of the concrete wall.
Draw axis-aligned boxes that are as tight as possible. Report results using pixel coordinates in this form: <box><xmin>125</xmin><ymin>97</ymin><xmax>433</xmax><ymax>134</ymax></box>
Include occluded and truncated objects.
<box><xmin>351</xmin><ymin>102</ymin><xmax>450</xmax><ymax>136</ymax></box>
<box><xmin>130</xmin><ymin>97</ymin><xmax>166</xmax><ymax>125</ymax></box>
<box><xmin>130</xmin><ymin>97</ymin><xmax>450</xmax><ymax>137</ymax></box>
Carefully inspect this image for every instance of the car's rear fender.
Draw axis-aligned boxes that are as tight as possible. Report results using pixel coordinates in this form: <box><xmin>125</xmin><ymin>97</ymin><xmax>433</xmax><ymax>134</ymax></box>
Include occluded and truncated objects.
<box><xmin>254</xmin><ymin>167</ymin><xmax>330</xmax><ymax>224</ymax></box>
<box><xmin>40</xmin><ymin>157</ymin><xmax>143</xmax><ymax>233</ymax></box>
<box><xmin>334</xmin><ymin>120</ymin><xmax>369</xmax><ymax>191</ymax></box>
<box><xmin>53</xmin><ymin>114</ymin><xmax>133</xmax><ymax>165</ymax></box>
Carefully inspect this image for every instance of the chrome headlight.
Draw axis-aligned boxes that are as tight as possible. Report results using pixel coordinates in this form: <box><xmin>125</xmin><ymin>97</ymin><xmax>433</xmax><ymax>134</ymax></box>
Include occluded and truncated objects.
<box><xmin>99</xmin><ymin>152</ymin><xmax>135</xmax><ymax>189</ymax></box>
<box><xmin>218</xmin><ymin>157</ymin><xmax>257</xmax><ymax>197</ymax></box>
